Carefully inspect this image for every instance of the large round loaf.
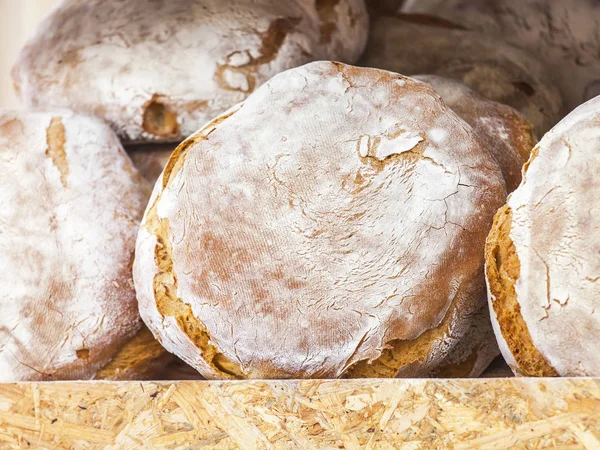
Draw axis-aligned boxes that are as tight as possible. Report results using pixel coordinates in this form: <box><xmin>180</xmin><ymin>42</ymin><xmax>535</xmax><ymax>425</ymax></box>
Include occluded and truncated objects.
<box><xmin>0</xmin><ymin>109</ymin><xmax>168</xmax><ymax>381</ymax></box>
<box><xmin>486</xmin><ymin>95</ymin><xmax>600</xmax><ymax>377</ymax></box>
<box><xmin>415</xmin><ymin>75</ymin><xmax>536</xmax><ymax>192</ymax></box>
<box><xmin>134</xmin><ymin>61</ymin><xmax>505</xmax><ymax>379</ymax></box>
<box><xmin>360</xmin><ymin>13</ymin><xmax>564</xmax><ymax>136</ymax></box>
<box><xmin>12</xmin><ymin>0</ymin><xmax>368</xmax><ymax>143</ymax></box>
<box><xmin>402</xmin><ymin>0</ymin><xmax>600</xmax><ymax>111</ymax></box>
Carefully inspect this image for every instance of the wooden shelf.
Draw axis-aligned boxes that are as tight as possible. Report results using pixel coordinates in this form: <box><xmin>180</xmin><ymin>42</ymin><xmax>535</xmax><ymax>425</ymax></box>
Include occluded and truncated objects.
<box><xmin>0</xmin><ymin>377</ymin><xmax>598</xmax><ymax>449</ymax></box>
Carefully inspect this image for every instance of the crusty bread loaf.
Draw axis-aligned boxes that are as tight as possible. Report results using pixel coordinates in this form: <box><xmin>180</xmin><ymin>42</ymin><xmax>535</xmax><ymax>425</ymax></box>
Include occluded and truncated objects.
<box><xmin>415</xmin><ymin>75</ymin><xmax>536</xmax><ymax>192</ymax></box>
<box><xmin>0</xmin><ymin>109</ymin><xmax>170</xmax><ymax>381</ymax></box>
<box><xmin>127</xmin><ymin>144</ymin><xmax>178</xmax><ymax>185</ymax></box>
<box><xmin>12</xmin><ymin>0</ymin><xmax>369</xmax><ymax>144</ymax></box>
<box><xmin>360</xmin><ymin>12</ymin><xmax>564</xmax><ymax>136</ymax></box>
<box><xmin>134</xmin><ymin>61</ymin><xmax>505</xmax><ymax>379</ymax></box>
<box><xmin>402</xmin><ymin>0</ymin><xmax>600</xmax><ymax>111</ymax></box>
<box><xmin>485</xmin><ymin>95</ymin><xmax>600</xmax><ymax>377</ymax></box>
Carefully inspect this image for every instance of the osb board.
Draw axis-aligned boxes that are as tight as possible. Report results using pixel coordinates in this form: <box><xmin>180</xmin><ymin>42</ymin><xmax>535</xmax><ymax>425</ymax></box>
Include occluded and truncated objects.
<box><xmin>0</xmin><ymin>378</ymin><xmax>598</xmax><ymax>450</ymax></box>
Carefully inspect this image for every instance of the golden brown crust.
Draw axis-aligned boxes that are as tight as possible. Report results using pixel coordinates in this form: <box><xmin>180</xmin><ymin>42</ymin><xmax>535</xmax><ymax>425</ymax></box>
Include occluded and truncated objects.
<box><xmin>485</xmin><ymin>205</ymin><xmax>558</xmax><ymax>377</ymax></box>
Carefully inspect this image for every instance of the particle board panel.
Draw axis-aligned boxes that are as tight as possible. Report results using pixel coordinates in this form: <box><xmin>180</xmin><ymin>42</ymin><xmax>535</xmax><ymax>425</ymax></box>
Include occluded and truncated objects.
<box><xmin>0</xmin><ymin>377</ymin><xmax>598</xmax><ymax>449</ymax></box>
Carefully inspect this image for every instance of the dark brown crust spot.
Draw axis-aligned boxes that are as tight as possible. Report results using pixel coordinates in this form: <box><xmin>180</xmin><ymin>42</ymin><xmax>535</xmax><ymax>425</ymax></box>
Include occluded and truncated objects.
<box><xmin>485</xmin><ymin>205</ymin><xmax>558</xmax><ymax>377</ymax></box>
<box><xmin>142</xmin><ymin>96</ymin><xmax>180</xmax><ymax>138</ymax></box>
<box><xmin>512</xmin><ymin>81</ymin><xmax>536</xmax><ymax>97</ymax></box>
<box><xmin>45</xmin><ymin>117</ymin><xmax>69</xmax><ymax>188</ymax></box>
<box><xmin>75</xmin><ymin>349</ymin><xmax>89</xmax><ymax>360</ymax></box>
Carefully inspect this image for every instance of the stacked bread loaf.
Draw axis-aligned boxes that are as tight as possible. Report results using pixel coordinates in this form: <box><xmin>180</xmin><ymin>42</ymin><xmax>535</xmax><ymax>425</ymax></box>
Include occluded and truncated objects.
<box><xmin>1</xmin><ymin>0</ymin><xmax>598</xmax><ymax>380</ymax></box>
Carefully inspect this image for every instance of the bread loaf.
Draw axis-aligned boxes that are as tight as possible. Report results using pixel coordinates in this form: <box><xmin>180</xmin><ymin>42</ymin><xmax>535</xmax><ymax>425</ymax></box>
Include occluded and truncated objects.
<box><xmin>360</xmin><ymin>13</ymin><xmax>564</xmax><ymax>136</ymax></box>
<box><xmin>12</xmin><ymin>0</ymin><xmax>369</xmax><ymax>143</ymax></box>
<box><xmin>402</xmin><ymin>0</ymin><xmax>600</xmax><ymax>111</ymax></box>
<box><xmin>486</xmin><ymin>95</ymin><xmax>600</xmax><ymax>377</ymax></box>
<box><xmin>0</xmin><ymin>109</ymin><xmax>170</xmax><ymax>381</ymax></box>
<box><xmin>415</xmin><ymin>75</ymin><xmax>536</xmax><ymax>192</ymax></box>
<box><xmin>134</xmin><ymin>61</ymin><xmax>505</xmax><ymax>379</ymax></box>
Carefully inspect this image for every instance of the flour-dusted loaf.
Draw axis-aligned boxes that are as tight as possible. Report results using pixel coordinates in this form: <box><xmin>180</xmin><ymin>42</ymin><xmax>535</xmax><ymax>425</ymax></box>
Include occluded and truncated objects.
<box><xmin>127</xmin><ymin>144</ymin><xmax>178</xmax><ymax>184</ymax></box>
<box><xmin>486</xmin><ymin>95</ymin><xmax>600</xmax><ymax>377</ymax></box>
<box><xmin>360</xmin><ymin>13</ymin><xmax>564</xmax><ymax>136</ymax></box>
<box><xmin>0</xmin><ymin>109</ymin><xmax>171</xmax><ymax>381</ymax></box>
<box><xmin>402</xmin><ymin>0</ymin><xmax>600</xmax><ymax>111</ymax></box>
<box><xmin>134</xmin><ymin>61</ymin><xmax>505</xmax><ymax>379</ymax></box>
<box><xmin>415</xmin><ymin>75</ymin><xmax>536</xmax><ymax>192</ymax></box>
<box><xmin>12</xmin><ymin>0</ymin><xmax>369</xmax><ymax>144</ymax></box>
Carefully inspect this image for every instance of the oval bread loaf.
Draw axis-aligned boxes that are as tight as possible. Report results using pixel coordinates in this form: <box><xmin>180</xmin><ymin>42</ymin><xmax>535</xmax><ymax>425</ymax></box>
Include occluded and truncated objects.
<box><xmin>134</xmin><ymin>61</ymin><xmax>505</xmax><ymax>379</ymax></box>
<box><xmin>360</xmin><ymin>12</ymin><xmax>564</xmax><ymax>136</ymax></box>
<box><xmin>12</xmin><ymin>0</ymin><xmax>369</xmax><ymax>143</ymax></box>
<box><xmin>486</xmin><ymin>95</ymin><xmax>600</xmax><ymax>377</ymax></box>
<box><xmin>0</xmin><ymin>109</ymin><xmax>170</xmax><ymax>381</ymax></box>
<box><xmin>415</xmin><ymin>75</ymin><xmax>536</xmax><ymax>192</ymax></box>
<box><xmin>402</xmin><ymin>0</ymin><xmax>600</xmax><ymax>111</ymax></box>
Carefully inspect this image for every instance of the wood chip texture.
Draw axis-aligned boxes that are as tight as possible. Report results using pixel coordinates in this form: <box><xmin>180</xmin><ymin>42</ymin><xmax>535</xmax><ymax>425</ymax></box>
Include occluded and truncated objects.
<box><xmin>0</xmin><ymin>378</ymin><xmax>597</xmax><ymax>449</ymax></box>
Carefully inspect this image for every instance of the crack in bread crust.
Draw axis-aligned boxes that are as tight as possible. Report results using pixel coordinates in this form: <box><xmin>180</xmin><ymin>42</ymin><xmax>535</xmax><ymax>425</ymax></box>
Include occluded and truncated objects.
<box><xmin>485</xmin><ymin>205</ymin><xmax>558</xmax><ymax>377</ymax></box>
<box><xmin>144</xmin><ymin>108</ymin><xmax>245</xmax><ymax>379</ymax></box>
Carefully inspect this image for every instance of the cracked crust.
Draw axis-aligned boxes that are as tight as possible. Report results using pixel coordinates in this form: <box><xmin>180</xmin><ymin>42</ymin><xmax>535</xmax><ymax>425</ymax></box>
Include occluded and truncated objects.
<box><xmin>360</xmin><ymin>12</ymin><xmax>564</xmax><ymax>137</ymax></box>
<box><xmin>12</xmin><ymin>0</ymin><xmax>368</xmax><ymax>144</ymax></box>
<box><xmin>485</xmin><ymin>206</ymin><xmax>558</xmax><ymax>377</ymax></box>
<box><xmin>485</xmin><ymin>95</ymin><xmax>600</xmax><ymax>376</ymax></box>
<box><xmin>415</xmin><ymin>75</ymin><xmax>536</xmax><ymax>192</ymax></box>
<box><xmin>134</xmin><ymin>61</ymin><xmax>505</xmax><ymax>379</ymax></box>
<box><xmin>402</xmin><ymin>0</ymin><xmax>600</xmax><ymax>112</ymax></box>
<box><xmin>0</xmin><ymin>109</ymin><xmax>163</xmax><ymax>381</ymax></box>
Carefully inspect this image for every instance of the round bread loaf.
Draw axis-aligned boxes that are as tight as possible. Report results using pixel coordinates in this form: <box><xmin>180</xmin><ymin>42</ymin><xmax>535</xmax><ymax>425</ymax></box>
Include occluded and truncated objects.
<box><xmin>485</xmin><ymin>95</ymin><xmax>600</xmax><ymax>377</ymax></box>
<box><xmin>360</xmin><ymin>13</ymin><xmax>564</xmax><ymax>136</ymax></box>
<box><xmin>415</xmin><ymin>75</ymin><xmax>536</xmax><ymax>192</ymax></box>
<box><xmin>402</xmin><ymin>0</ymin><xmax>600</xmax><ymax>111</ymax></box>
<box><xmin>134</xmin><ymin>61</ymin><xmax>505</xmax><ymax>379</ymax></box>
<box><xmin>128</xmin><ymin>144</ymin><xmax>178</xmax><ymax>185</ymax></box>
<box><xmin>12</xmin><ymin>0</ymin><xmax>369</xmax><ymax>144</ymax></box>
<box><xmin>0</xmin><ymin>109</ymin><xmax>170</xmax><ymax>381</ymax></box>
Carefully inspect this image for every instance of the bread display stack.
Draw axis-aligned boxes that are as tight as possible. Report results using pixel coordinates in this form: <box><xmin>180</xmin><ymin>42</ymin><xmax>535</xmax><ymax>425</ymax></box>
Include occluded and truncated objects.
<box><xmin>2</xmin><ymin>0</ymin><xmax>599</xmax><ymax>381</ymax></box>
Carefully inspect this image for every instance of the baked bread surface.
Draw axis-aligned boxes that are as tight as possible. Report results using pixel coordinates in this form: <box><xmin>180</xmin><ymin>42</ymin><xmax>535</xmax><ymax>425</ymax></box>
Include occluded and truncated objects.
<box><xmin>0</xmin><ymin>109</ymin><xmax>151</xmax><ymax>380</ymax></box>
<box><xmin>134</xmin><ymin>62</ymin><xmax>505</xmax><ymax>379</ymax></box>
<box><xmin>12</xmin><ymin>0</ymin><xmax>369</xmax><ymax>143</ymax></box>
<box><xmin>485</xmin><ymin>95</ymin><xmax>600</xmax><ymax>376</ymax></box>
